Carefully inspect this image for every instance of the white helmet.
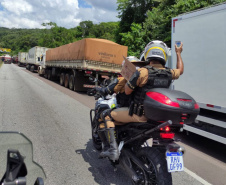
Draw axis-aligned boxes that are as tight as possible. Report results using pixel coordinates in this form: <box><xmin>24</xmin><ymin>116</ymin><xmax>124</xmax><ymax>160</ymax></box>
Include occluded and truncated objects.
<box><xmin>144</xmin><ymin>40</ymin><xmax>169</xmax><ymax>65</ymax></box>
<box><xmin>122</xmin><ymin>56</ymin><xmax>139</xmax><ymax>66</ymax></box>
<box><xmin>139</xmin><ymin>51</ymin><xmax>145</xmax><ymax>61</ymax></box>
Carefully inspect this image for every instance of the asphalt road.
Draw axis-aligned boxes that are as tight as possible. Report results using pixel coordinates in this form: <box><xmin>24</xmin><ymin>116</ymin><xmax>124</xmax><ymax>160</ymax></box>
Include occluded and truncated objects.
<box><xmin>0</xmin><ymin>63</ymin><xmax>225</xmax><ymax>185</ymax></box>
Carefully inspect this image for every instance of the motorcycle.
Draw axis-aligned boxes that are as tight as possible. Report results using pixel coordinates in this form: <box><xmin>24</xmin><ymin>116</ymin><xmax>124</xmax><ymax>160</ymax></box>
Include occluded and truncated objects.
<box><xmin>0</xmin><ymin>132</ymin><xmax>46</xmax><ymax>185</ymax></box>
<box><xmin>89</xmin><ymin>77</ymin><xmax>200</xmax><ymax>185</ymax></box>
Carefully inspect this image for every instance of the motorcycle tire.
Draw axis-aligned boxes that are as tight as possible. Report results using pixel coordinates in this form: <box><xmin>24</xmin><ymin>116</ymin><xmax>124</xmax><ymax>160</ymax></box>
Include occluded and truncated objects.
<box><xmin>91</xmin><ymin>118</ymin><xmax>102</xmax><ymax>151</ymax></box>
<box><xmin>135</xmin><ymin>147</ymin><xmax>172</xmax><ymax>185</ymax></box>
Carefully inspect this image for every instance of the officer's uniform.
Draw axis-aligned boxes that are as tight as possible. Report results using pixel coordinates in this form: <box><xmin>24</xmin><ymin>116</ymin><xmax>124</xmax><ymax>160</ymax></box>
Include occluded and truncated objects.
<box><xmin>113</xmin><ymin>77</ymin><xmax>127</xmax><ymax>93</ymax></box>
<box><xmin>105</xmin><ymin>63</ymin><xmax>181</xmax><ymax>128</ymax></box>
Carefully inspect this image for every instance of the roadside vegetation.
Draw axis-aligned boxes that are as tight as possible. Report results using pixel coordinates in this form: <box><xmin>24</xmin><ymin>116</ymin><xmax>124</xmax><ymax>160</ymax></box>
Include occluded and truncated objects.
<box><xmin>0</xmin><ymin>61</ymin><xmax>3</xmax><ymax>68</ymax></box>
<box><xmin>0</xmin><ymin>0</ymin><xmax>225</xmax><ymax>57</ymax></box>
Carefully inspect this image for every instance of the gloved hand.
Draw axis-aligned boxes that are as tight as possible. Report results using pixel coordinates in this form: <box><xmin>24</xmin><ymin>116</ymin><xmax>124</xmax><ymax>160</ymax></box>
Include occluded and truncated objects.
<box><xmin>95</xmin><ymin>87</ymin><xmax>108</xmax><ymax>96</ymax></box>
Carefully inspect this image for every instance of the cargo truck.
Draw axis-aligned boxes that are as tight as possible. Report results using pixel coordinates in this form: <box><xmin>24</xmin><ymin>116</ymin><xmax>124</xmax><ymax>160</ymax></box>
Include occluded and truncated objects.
<box><xmin>18</xmin><ymin>52</ymin><xmax>28</xmax><ymax>67</ymax></box>
<box><xmin>26</xmin><ymin>46</ymin><xmax>49</xmax><ymax>72</ymax></box>
<box><xmin>38</xmin><ymin>38</ymin><xmax>127</xmax><ymax>92</ymax></box>
<box><xmin>170</xmin><ymin>3</ymin><xmax>226</xmax><ymax>144</ymax></box>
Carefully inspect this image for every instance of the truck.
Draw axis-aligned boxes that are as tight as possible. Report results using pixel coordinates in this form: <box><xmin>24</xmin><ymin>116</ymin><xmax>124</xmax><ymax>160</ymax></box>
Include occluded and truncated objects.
<box><xmin>170</xmin><ymin>3</ymin><xmax>226</xmax><ymax>144</ymax></box>
<box><xmin>26</xmin><ymin>46</ymin><xmax>49</xmax><ymax>72</ymax></box>
<box><xmin>18</xmin><ymin>52</ymin><xmax>28</xmax><ymax>66</ymax></box>
<box><xmin>38</xmin><ymin>38</ymin><xmax>128</xmax><ymax>92</ymax></box>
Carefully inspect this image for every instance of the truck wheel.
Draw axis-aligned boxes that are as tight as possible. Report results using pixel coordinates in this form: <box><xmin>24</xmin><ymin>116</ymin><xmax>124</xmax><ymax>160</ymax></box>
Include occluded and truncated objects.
<box><xmin>69</xmin><ymin>75</ymin><xmax>74</xmax><ymax>90</ymax></box>
<box><xmin>44</xmin><ymin>70</ymin><xmax>48</xmax><ymax>79</ymax></box>
<box><xmin>60</xmin><ymin>73</ymin><xmax>65</xmax><ymax>86</ymax></box>
<box><xmin>47</xmin><ymin>70</ymin><xmax>51</xmax><ymax>80</ymax></box>
<box><xmin>64</xmin><ymin>73</ymin><xmax>69</xmax><ymax>88</ymax></box>
<box><xmin>26</xmin><ymin>64</ymin><xmax>30</xmax><ymax>70</ymax></box>
<box><xmin>30</xmin><ymin>65</ymin><xmax>34</xmax><ymax>72</ymax></box>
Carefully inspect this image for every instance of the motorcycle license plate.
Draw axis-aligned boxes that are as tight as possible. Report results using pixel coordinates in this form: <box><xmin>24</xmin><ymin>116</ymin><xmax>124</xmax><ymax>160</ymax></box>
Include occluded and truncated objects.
<box><xmin>166</xmin><ymin>152</ymin><xmax>184</xmax><ymax>172</ymax></box>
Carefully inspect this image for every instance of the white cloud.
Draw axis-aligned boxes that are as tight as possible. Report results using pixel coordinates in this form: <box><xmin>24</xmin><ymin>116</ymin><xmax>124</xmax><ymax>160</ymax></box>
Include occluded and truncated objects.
<box><xmin>85</xmin><ymin>0</ymin><xmax>117</xmax><ymax>11</ymax></box>
<box><xmin>1</xmin><ymin>0</ymin><xmax>33</xmax><ymax>15</ymax></box>
<box><xmin>0</xmin><ymin>0</ymin><xmax>119</xmax><ymax>29</ymax></box>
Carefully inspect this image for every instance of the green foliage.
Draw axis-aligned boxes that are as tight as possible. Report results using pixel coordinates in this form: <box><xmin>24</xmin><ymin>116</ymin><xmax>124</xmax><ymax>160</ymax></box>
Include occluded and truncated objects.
<box><xmin>89</xmin><ymin>22</ymin><xmax>119</xmax><ymax>41</ymax></box>
<box><xmin>116</xmin><ymin>0</ymin><xmax>160</xmax><ymax>43</ymax></box>
<box><xmin>1</xmin><ymin>0</ymin><xmax>226</xmax><ymax>57</ymax></box>
<box><xmin>0</xmin><ymin>21</ymin><xmax>118</xmax><ymax>55</ymax></box>
<box><xmin>120</xmin><ymin>23</ymin><xmax>145</xmax><ymax>56</ymax></box>
<box><xmin>79</xmin><ymin>21</ymin><xmax>94</xmax><ymax>37</ymax></box>
<box><xmin>143</xmin><ymin>0</ymin><xmax>226</xmax><ymax>46</ymax></box>
<box><xmin>0</xmin><ymin>28</ymin><xmax>41</xmax><ymax>55</ymax></box>
<box><xmin>38</xmin><ymin>23</ymin><xmax>74</xmax><ymax>48</ymax></box>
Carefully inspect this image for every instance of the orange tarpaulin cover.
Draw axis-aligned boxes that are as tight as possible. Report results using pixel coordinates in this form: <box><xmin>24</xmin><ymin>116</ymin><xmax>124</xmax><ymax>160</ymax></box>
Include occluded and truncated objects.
<box><xmin>46</xmin><ymin>38</ymin><xmax>128</xmax><ymax>65</ymax></box>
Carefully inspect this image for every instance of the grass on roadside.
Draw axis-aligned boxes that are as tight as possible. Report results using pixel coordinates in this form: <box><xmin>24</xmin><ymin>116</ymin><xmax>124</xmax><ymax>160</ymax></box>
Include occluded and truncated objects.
<box><xmin>0</xmin><ymin>61</ymin><xmax>3</xmax><ymax>68</ymax></box>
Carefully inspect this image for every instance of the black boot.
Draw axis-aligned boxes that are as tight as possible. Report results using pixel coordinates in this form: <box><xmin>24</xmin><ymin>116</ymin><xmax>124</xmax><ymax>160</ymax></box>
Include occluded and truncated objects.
<box><xmin>98</xmin><ymin>129</ymin><xmax>110</xmax><ymax>153</ymax></box>
<box><xmin>100</xmin><ymin>128</ymin><xmax>119</xmax><ymax>161</ymax></box>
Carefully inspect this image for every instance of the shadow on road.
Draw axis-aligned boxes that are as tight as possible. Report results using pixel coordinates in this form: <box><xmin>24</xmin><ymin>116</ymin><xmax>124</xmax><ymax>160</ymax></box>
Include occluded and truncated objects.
<box><xmin>75</xmin><ymin>139</ymin><xmax>130</xmax><ymax>185</ymax></box>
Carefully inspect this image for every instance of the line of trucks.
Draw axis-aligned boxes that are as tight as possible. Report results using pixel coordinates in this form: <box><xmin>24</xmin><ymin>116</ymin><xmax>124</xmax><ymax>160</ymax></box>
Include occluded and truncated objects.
<box><xmin>16</xmin><ymin>3</ymin><xmax>226</xmax><ymax>145</ymax></box>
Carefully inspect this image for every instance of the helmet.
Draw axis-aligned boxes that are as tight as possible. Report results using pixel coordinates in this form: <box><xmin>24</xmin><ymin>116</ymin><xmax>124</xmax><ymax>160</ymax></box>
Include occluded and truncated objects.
<box><xmin>127</xmin><ymin>56</ymin><xmax>140</xmax><ymax>62</ymax></box>
<box><xmin>144</xmin><ymin>40</ymin><xmax>169</xmax><ymax>65</ymax></box>
<box><xmin>140</xmin><ymin>51</ymin><xmax>145</xmax><ymax>61</ymax></box>
<box><xmin>122</xmin><ymin>56</ymin><xmax>139</xmax><ymax>66</ymax></box>
<box><xmin>139</xmin><ymin>51</ymin><xmax>145</xmax><ymax>61</ymax></box>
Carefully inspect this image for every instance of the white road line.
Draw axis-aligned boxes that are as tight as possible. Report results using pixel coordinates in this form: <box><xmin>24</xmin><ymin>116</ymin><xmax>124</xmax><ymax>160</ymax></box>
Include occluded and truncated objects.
<box><xmin>184</xmin><ymin>167</ymin><xmax>212</xmax><ymax>185</ymax></box>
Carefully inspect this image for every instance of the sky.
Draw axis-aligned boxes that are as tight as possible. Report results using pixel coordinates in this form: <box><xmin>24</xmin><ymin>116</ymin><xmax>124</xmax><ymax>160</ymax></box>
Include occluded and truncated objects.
<box><xmin>0</xmin><ymin>0</ymin><xmax>119</xmax><ymax>29</ymax></box>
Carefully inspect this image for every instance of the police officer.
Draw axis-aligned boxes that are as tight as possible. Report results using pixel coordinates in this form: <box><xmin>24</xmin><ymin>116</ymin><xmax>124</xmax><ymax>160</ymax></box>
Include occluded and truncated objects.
<box><xmin>99</xmin><ymin>41</ymin><xmax>184</xmax><ymax>161</ymax></box>
<box><xmin>96</xmin><ymin>56</ymin><xmax>140</xmax><ymax>109</ymax></box>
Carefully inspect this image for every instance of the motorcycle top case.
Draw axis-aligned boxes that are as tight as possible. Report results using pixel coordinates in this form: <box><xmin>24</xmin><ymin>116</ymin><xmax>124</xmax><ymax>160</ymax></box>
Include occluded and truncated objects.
<box><xmin>143</xmin><ymin>88</ymin><xmax>200</xmax><ymax>125</ymax></box>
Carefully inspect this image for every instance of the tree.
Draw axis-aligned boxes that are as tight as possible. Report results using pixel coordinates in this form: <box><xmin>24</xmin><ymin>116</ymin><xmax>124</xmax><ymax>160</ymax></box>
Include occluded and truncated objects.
<box><xmin>79</xmin><ymin>21</ymin><xmax>94</xmax><ymax>37</ymax></box>
<box><xmin>89</xmin><ymin>22</ymin><xmax>119</xmax><ymax>41</ymax></box>
<box><xmin>39</xmin><ymin>22</ymin><xmax>74</xmax><ymax>48</ymax></box>
<box><xmin>116</xmin><ymin>0</ymin><xmax>160</xmax><ymax>43</ymax></box>
<box><xmin>143</xmin><ymin>0</ymin><xmax>226</xmax><ymax>46</ymax></box>
<box><xmin>120</xmin><ymin>23</ymin><xmax>145</xmax><ymax>57</ymax></box>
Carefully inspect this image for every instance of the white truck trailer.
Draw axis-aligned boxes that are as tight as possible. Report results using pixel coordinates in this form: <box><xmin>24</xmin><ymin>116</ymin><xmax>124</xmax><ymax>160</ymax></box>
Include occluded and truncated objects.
<box><xmin>18</xmin><ymin>52</ymin><xmax>28</xmax><ymax>67</ymax></box>
<box><xmin>171</xmin><ymin>3</ymin><xmax>226</xmax><ymax>144</ymax></box>
<box><xmin>26</xmin><ymin>46</ymin><xmax>49</xmax><ymax>72</ymax></box>
<box><xmin>39</xmin><ymin>38</ymin><xmax>128</xmax><ymax>92</ymax></box>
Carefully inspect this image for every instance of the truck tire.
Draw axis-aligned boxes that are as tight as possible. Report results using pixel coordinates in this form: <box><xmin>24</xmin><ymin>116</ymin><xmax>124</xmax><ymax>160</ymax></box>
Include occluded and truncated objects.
<box><xmin>69</xmin><ymin>75</ymin><xmax>74</xmax><ymax>90</ymax></box>
<box><xmin>64</xmin><ymin>73</ymin><xmax>69</xmax><ymax>88</ymax></box>
<box><xmin>47</xmin><ymin>70</ymin><xmax>52</xmax><ymax>80</ymax></box>
<box><xmin>30</xmin><ymin>65</ymin><xmax>34</xmax><ymax>72</ymax></box>
<box><xmin>26</xmin><ymin>64</ymin><xmax>30</xmax><ymax>70</ymax></box>
<box><xmin>44</xmin><ymin>70</ymin><xmax>48</xmax><ymax>79</ymax></box>
<box><xmin>60</xmin><ymin>73</ymin><xmax>65</xmax><ymax>86</ymax></box>
<box><xmin>74</xmin><ymin>71</ymin><xmax>89</xmax><ymax>91</ymax></box>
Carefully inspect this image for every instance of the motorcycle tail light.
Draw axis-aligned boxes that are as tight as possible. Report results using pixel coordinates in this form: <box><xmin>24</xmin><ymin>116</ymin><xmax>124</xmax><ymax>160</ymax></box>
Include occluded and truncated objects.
<box><xmin>146</xmin><ymin>92</ymin><xmax>180</xmax><ymax>107</ymax></box>
<box><xmin>85</xmin><ymin>71</ymin><xmax>92</xmax><ymax>74</ymax></box>
<box><xmin>194</xmin><ymin>103</ymin><xmax>199</xmax><ymax>109</ymax></box>
<box><xmin>160</xmin><ymin>126</ymin><xmax>170</xmax><ymax>132</ymax></box>
<box><xmin>177</xmin><ymin>98</ymin><xmax>192</xmax><ymax>102</ymax></box>
<box><xmin>165</xmin><ymin>126</ymin><xmax>170</xmax><ymax>132</ymax></box>
<box><xmin>160</xmin><ymin>133</ymin><xmax>175</xmax><ymax>139</ymax></box>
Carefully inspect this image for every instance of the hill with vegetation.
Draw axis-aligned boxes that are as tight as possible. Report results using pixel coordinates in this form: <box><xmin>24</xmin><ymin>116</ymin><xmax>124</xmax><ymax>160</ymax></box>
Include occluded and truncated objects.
<box><xmin>0</xmin><ymin>0</ymin><xmax>225</xmax><ymax>57</ymax></box>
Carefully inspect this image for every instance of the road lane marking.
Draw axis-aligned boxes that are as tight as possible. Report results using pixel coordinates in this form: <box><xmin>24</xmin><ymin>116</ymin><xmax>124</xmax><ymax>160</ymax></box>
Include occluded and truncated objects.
<box><xmin>184</xmin><ymin>167</ymin><xmax>212</xmax><ymax>185</ymax></box>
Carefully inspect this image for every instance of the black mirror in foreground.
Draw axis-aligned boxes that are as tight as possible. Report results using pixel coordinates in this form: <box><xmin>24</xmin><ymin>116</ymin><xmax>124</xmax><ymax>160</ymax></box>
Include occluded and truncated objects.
<box><xmin>0</xmin><ymin>132</ymin><xmax>46</xmax><ymax>185</ymax></box>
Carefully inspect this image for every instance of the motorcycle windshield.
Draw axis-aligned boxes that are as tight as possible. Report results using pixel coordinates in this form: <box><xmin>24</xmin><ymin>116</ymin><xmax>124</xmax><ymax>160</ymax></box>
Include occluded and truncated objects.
<box><xmin>0</xmin><ymin>132</ymin><xmax>46</xmax><ymax>184</ymax></box>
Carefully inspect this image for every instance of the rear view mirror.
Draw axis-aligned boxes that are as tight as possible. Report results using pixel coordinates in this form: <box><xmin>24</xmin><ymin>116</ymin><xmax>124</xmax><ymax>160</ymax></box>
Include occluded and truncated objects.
<box><xmin>89</xmin><ymin>76</ymin><xmax>97</xmax><ymax>83</ymax></box>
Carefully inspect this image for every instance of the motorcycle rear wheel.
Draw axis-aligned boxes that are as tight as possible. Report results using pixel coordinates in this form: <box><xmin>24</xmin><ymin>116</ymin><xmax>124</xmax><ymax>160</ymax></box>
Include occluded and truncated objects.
<box><xmin>134</xmin><ymin>147</ymin><xmax>172</xmax><ymax>185</ymax></box>
<box><xmin>91</xmin><ymin>118</ymin><xmax>102</xmax><ymax>151</ymax></box>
